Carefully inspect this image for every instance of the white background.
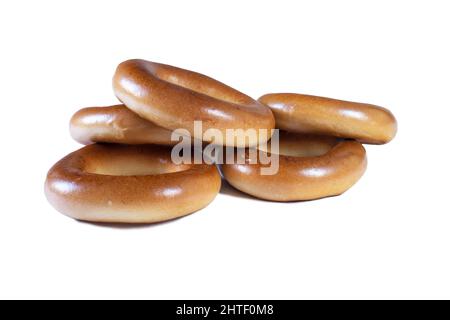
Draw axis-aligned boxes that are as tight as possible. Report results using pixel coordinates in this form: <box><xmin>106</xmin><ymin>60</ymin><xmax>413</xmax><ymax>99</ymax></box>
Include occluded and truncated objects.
<box><xmin>0</xmin><ymin>0</ymin><xmax>449</xmax><ymax>299</ymax></box>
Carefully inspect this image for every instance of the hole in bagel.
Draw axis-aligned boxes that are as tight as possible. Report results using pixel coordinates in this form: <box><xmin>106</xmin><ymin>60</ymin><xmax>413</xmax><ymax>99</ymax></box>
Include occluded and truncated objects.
<box><xmin>88</xmin><ymin>160</ymin><xmax>189</xmax><ymax>176</ymax></box>
<box><xmin>154</xmin><ymin>66</ymin><xmax>246</xmax><ymax>105</ymax></box>
<box><xmin>84</xmin><ymin>147</ymin><xmax>191</xmax><ymax>176</ymax></box>
<box><xmin>258</xmin><ymin>132</ymin><xmax>339</xmax><ymax>157</ymax></box>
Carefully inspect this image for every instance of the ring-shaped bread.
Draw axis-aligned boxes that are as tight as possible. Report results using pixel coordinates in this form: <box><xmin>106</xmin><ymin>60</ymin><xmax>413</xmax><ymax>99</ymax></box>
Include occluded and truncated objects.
<box><xmin>70</xmin><ymin>105</ymin><xmax>175</xmax><ymax>145</ymax></box>
<box><xmin>258</xmin><ymin>93</ymin><xmax>397</xmax><ymax>144</ymax></box>
<box><xmin>45</xmin><ymin>144</ymin><xmax>221</xmax><ymax>223</ymax></box>
<box><xmin>222</xmin><ymin>132</ymin><xmax>367</xmax><ymax>201</ymax></box>
<box><xmin>113</xmin><ymin>59</ymin><xmax>275</xmax><ymax>147</ymax></box>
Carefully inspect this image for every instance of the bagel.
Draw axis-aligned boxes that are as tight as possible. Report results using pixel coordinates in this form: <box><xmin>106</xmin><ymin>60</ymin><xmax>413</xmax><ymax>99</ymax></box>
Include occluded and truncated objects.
<box><xmin>258</xmin><ymin>93</ymin><xmax>397</xmax><ymax>144</ymax></box>
<box><xmin>45</xmin><ymin>144</ymin><xmax>221</xmax><ymax>223</ymax></box>
<box><xmin>221</xmin><ymin>132</ymin><xmax>367</xmax><ymax>201</ymax></box>
<box><xmin>113</xmin><ymin>59</ymin><xmax>275</xmax><ymax>147</ymax></box>
<box><xmin>70</xmin><ymin>104</ymin><xmax>175</xmax><ymax>145</ymax></box>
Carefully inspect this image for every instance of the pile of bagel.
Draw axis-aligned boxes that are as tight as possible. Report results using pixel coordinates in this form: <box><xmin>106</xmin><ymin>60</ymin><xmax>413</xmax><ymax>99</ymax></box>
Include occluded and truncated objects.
<box><xmin>45</xmin><ymin>59</ymin><xmax>397</xmax><ymax>224</ymax></box>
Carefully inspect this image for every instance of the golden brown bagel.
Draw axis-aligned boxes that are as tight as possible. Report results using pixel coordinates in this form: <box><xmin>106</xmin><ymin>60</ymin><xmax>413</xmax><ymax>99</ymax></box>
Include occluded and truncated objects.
<box><xmin>221</xmin><ymin>132</ymin><xmax>367</xmax><ymax>201</ymax></box>
<box><xmin>258</xmin><ymin>93</ymin><xmax>397</xmax><ymax>144</ymax></box>
<box><xmin>45</xmin><ymin>144</ymin><xmax>221</xmax><ymax>223</ymax></box>
<box><xmin>70</xmin><ymin>105</ymin><xmax>176</xmax><ymax>145</ymax></box>
<box><xmin>113</xmin><ymin>59</ymin><xmax>275</xmax><ymax>147</ymax></box>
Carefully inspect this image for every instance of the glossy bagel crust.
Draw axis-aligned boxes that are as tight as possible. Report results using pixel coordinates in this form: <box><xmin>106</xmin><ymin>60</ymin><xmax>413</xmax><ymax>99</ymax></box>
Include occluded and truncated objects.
<box><xmin>70</xmin><ymin>105</ymin><xmax>175</xmax><ymax>145</ymax></box>
<box><xmin>45</xmin><ymin>144</ymin><xmax>221</xmax><ymax>223</ymax></box>
<box><xmin>222</xmin><ymin>132</ymin><xmax>367</xmax><ymax>201</ymax></box>
<box><xmin>258</xmin><ymin>93</ymin><xmax>397</xmax><ymax>144</ymax></box>
<box><xmin>113</xmin><ymin>59</ymin><xmax>275</xmax><ymax>147</ymax></box>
